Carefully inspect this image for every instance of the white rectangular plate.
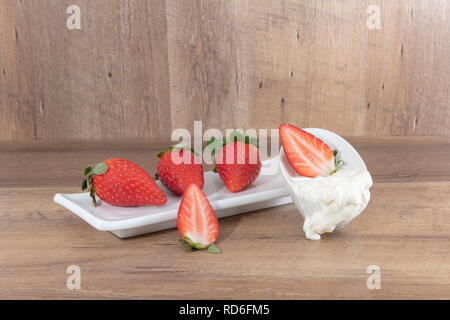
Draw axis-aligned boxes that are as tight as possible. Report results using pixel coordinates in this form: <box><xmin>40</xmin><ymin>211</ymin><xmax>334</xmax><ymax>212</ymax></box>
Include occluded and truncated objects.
<box><xmin>54</xmin><ymin>156</ymin><xmax>292</xmax><ymax>238</ymax></box>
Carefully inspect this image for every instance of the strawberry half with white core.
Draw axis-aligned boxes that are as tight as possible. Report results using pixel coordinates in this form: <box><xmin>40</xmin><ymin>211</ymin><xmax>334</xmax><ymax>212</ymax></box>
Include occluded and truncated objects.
<box><xmin>279</xmin><ymin>124</ymin><xmax>336</xmax><ymax>177</ymax></box>
<box><xmin>82</xmin><ymin>158</ymin><xmax>167</xmax><ymax>207</ymax></box>
<box><xmin>177</xmin><ymin>184</ymin><xmax>221</xmax><ymax>253</ymax></box>
<box><xmin>156</xmin><ymin>146</ymin><xmax>204</xmax><ymax>195</ymax></box>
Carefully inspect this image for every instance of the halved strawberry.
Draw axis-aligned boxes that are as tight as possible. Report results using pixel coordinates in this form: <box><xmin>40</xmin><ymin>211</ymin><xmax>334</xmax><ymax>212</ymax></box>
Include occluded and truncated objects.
<box><xmin>177</xmin><ymin>184</ymin><xmax>220</xmax><ymax>253</ymax></box>
<box><xmin>279</xmin><ymin>124</ymin><xmax>335</xmax><ymax>177</ymax></box>
<box><xmin>82</xmin><ymin>158</ymin><xmax>167</xmax><ymax>207</ymax></box>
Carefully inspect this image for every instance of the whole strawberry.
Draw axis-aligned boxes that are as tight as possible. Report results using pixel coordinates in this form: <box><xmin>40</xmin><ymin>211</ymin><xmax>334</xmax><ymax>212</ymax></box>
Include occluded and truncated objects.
<box><xmin>215</xmin><ymin>140</ymin><xmax>262</xmax><ymax>192</ymax></box>
<box><xmin>156</xmin><ymin>147</ymin><xmax>204</xmax><ymax>195</ymax></box>
<box><xmin>82</xmin><ymin>158</ymin><xmax>167</xmax><ymax>207</ymax></box>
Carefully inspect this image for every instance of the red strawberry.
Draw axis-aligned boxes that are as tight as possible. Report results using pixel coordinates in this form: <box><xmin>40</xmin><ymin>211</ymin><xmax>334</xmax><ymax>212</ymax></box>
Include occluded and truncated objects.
<box><xmin>177</xmin><ymin>184</ymin><xmax>220</xmax><ymax>253</ymax></box>
<box><xmin>279</xmin><ymin>124</ymin><xmax>335</xmax><ymax>177</ymax></box>
<box><xmin>215</xmin><ymin>141</ymin><xmax>262</xmax><ymax>192</ymax></box>
<box><xmin>156</xmin><ymin>147</ymin><xmax>204</xmax><ymax>195</ymax></box>
<box><xmin>82</xmin><ymin>158</ymin><xmax>167</xmax><ymax>207</ymax></box>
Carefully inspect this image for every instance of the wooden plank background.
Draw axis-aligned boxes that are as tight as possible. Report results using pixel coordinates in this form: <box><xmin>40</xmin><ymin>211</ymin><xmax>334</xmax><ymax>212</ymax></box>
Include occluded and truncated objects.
<box><xmin>1</xmin><ymin>0</ymin><xmax>449</xmax><ymax>141</ymax></box>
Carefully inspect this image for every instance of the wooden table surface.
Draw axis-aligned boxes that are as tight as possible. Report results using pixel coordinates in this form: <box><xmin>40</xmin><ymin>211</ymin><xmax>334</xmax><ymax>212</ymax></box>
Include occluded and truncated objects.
<box><xmin>1</xmin><ymin>137</ymin><xmax>449</xmax><ymax>299</ymax></box>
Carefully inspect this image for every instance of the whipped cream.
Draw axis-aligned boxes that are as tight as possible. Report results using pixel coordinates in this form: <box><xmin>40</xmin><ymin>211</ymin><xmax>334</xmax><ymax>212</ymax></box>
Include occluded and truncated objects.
<box><xmin>290</xmin><ymin>165</ymin><xmax>373</xmax><ymax>240</ymax></box>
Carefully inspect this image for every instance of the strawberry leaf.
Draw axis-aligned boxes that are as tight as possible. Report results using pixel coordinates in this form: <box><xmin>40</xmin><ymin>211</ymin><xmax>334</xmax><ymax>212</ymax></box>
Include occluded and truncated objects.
<box><xmin>84</xmin><ymin>166</ymin><xmax>92</xmax><ymax>176</ymax></box>
<box><xmin>245</xmin><ymin>135</ymin><xmax>258</xmax><ymax>148</ymax></box>
<box><xmin>179</xmin><ymin>237</ymin><xmax>212</xmax><ymax>251</ymax></box>
<box><xmin>81</xmin><ymin>162</ymin><xmax>106</xmax><ymax>207</ymax></box>
<box><xmin>183</xmin><ymin>236</ymin><xmax>193</xmax><ymax>243</ymax></box>
<box><xmin>229</xmin><ymin>130</ymin><xmax>244</xmax><ymax>142</ymax></box>
<box><xmin>156</xmin><ymin>151</ymin><xmax>166</xmax><ymax>158</ymax></box>
<box><xmin>88</xmin><ymin>174</ymin><xmax>97</xmax><ymax>207</ymax></box>
<box><xmin>183</xmin><ymin>147</ymin><xmax>200</xmax><ymax>157</ymax></box>
<box><xmin>92</xmin><ymin>162</ymin><xmax>108</xmax><ymax>175</ymax></box>
<box><xmin>81</xmin><ymin>179</ymin><xmax>88</xmax><ymax>191</ymax></box>
<box><xmin>207</xmin><ymin>244</ymin><xmax>221</xmax><ymax>254</ymax></box>
<box><xmin>164</xmin><ymin>145</ymin><xmax>200</xmax><ymax>157</ymax></box>
<box><xmin>179</xmin><ymin>238</ymin><xmax>195</xmax><ymax>251</ymax></box>
<box><xmin>208</xmin><ymin>131</ymin><xmax>259</xmax><ymax>173</ymax></box>
<box><xmin>206</xmin><ymin>137</ymin><xmax>227</xmax><ymax>156</ymax></box>
<box><xmin>228</xmin><ymin>131</ymin><xmax>258</xmax><ymax>147</ymax></box>
<box><xmin>206</xmin><ymin>138</ymin><xmax>216</xmax><ymax>147</ymax></box>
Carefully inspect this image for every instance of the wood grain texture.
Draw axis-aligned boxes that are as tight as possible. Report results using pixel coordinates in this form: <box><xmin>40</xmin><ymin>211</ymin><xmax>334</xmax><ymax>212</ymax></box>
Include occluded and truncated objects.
<box><xmin>1</xmin><ymin>0</ymin><xmax>450</xmax><ymax>141</ymax></box>
<box><xmin>0</xmin><ymin>137</ymin><xmax>449</xmax><ymax>299</ymax></box>
<box><xmin>0</xmin><ymin>0</ymin><xmax>171</xmax><ymax>141</ymax></box>
<box><xmin>165</xmin><ymin>0</ymin><xmax>250</xmax><ymax>134</ymax></box>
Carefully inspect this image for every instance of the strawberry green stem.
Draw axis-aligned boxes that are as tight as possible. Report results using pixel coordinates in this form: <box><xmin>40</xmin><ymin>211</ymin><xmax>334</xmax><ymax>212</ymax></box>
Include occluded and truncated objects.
<box><xmin>330</xmin><ymin>150</ymin><xmax>345</xmax><ymax>175</ymax></box>
<box><xmin>82</xmin><ymin>162</ymin><xmax>109</xmax><ymax>207</ymax></box>
<box><xmin>179</xmin><ymin>237</ymin><xmax>222</xmax><ymax>254</ymax></box>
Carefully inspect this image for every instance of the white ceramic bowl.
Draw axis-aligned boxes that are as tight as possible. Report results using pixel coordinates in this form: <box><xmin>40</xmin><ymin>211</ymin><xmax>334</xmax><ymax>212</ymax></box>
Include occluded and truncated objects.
<box><xmin>279</xmin><ymin>128</ymin><xmax>369</xmax><ymax>230</ymax></box>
